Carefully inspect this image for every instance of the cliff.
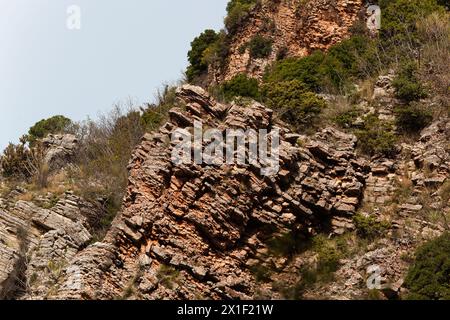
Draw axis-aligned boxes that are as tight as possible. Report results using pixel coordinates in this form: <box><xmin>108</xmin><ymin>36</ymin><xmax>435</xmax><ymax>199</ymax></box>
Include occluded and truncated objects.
<box><xmin>1</xmin><ymin>0</ymin><xmax>449</xmax><ymax>301</ymax></box>
<box><xmin>210</xmin><ymin>0</ymin><xmax>364</xmax><ymax>83</ymax></box>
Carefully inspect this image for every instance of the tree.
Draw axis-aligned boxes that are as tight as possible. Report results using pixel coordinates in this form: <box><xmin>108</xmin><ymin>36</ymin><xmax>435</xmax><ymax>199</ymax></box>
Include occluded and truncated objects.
<box><xmin>186</xmin><ymin>30</ymin><xmax>219</xmax><ymax>82</ymax></box>
<box><xmin>27</xmin><ymin>115</ymin><xmax>72</xmax><ymax>145</ymax></box>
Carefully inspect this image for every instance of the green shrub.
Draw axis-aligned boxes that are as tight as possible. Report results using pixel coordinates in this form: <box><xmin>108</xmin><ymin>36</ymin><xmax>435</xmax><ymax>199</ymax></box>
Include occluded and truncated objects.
<box><xmin>353</xmin><ymin>213</ymin><xmax>390</xmax><ymax>240</ymax></box>
<box><xmin>142</xmin><ymin>86</ymin><xmax>177</xmax><ymax>131</ymax></box>
<box><xmin>264</xmin><ymin>52</ymin><xmax>329</xmax><ymax>92</ymax></box>
<box><xmin>404</xmin><ymin>232</ymin><xmax>450</xmax><ymax>300</ymax></box>
<box><xmin>248</xmin><ymin>35</ymin><xmax>273</xmax><ymax>59</ymax></box>
<box><xmin>379</xmin><ymin>0</ymin><xmax>444</xmax><ymax>43</ymax></box>
<box><xmin>355</xmin><ymin>115</ymin><xmax>398</xmax><ymax>157</ymax></box>
<box><xmin>27</xmin><ymin>115</ymin><xmax>72</xmax><ymax>145</ymax></box>
<box><xmin>395</xmin><ymin>103</ymin><xmax>433</xmax><ymax>133</ymax></box>
<box><xmin>74</xmin><ymin>106</ymin><xmax>146</xmax><ymax>237</ymax></box>
<box><xmin>1</xmin><ymin>142</ymin><xmax>31</xmax><ymax>179</ymax></box>
<box><xmin>220</xmin><ymin>73</ymin><xmax>260</xmax><ymax>101</ymax></box>
<box><xmin>263</xmin><ymin>80</ymin><xmax>326</xmax><ymax>129</ymax></box>
<box><xmin>225</xmin><ymin>0</ymin><xmax>257</xmax><ymax>34</ymax></box>
<box><xmin>264</xmin><ymin>35</ymin><xmax>380</xmax><ymax>92</ymax></box>
<box><xmin>437</xmin><ymin>0</ymin><xmax>450</xmax><ymax>9</ymax></box>
<box><xmin>201</xmin><ymin>31</ymin><xmax>230</xmax><ymax>69</ymax></box>
<box><xmin>186</xmin><ymin>29</ymin><xmax>219</xmax><ymax>82</ymax></box>
<box><xmin>312</xmin><ymin>235</ymin><xmax>343</xmax><ymax>278</ymax></box>
<box><xmin>327</xmin><ymin>35</ymin><xmax>379</xmax><ymax>80</ymax></box>
<box><xmin>156</xmin><ymin>265</ymin><xmax>180</xmax><ymax>289</ymax></box>
<box><xmin>334</xmin><ymin>109</ymin><xmax>361</xmax><ymax>128</ymax></box>
<box><xmin>392</xmin><ymin>62</ymin><xmax>428</xmax><ymax>102</ymax></box>
<box><xmin>267</xmin><ymin>230</ymin><xmax>310</xmax><ymax>257</ymax></box>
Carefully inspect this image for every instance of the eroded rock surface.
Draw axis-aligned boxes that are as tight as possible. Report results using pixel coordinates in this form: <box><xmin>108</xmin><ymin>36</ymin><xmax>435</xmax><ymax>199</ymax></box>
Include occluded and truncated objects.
<box><xmin>211</xmin><ymin>0</ymin><xmax>364</xmax><ymax>83</ymax></box>
<box><xmin>0</xmin><ymin>192</ymin><xmax>95</xmax><ymax>299</ymax></box>
<box><xmin>52</xmin><ymin>85</ymin><xmax>369</xmax><ymax>299</ymax></box>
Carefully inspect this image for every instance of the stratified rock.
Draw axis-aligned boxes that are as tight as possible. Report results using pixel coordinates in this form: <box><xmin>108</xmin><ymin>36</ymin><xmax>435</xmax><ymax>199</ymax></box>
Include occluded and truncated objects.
<box><xmin>210</xmin><ymin>0</ymin><xmax>364</xmax><ymax>83</ymax></box>
<box><xmin>42</xmin><ymin>134</ymin><xmax>78</xmax><ymax>170</ymax></box>
<box><xmin>52</xmin><ymin>85</ymin><xmax>368</xmax><ymax>300</ymax></box>
<box><xmin>0</xmin><ymin>193</ymin><xmax>95</xmax><ymax>299</ymax></box>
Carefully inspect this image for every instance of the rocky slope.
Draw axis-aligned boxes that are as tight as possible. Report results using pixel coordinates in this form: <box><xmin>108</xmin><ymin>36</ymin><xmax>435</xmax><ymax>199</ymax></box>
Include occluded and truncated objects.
<box><xmin>46</xmin><ymin>85</ymin><xmax>369</xmax><ymax>299</ymax></box>
<box><xmin>0</xmin><ymin>1</ymin><xmax>448</xmax><ymax>301</ymax></box>
<box><xmin>0</xmin><ymin>77</ymin><xmax>448</xmax><ymax>300</ymax></box>
<box><xmin>210</xmin><ymin>0</ymin><xmax>364</xmax><ymax>83</ymax></box>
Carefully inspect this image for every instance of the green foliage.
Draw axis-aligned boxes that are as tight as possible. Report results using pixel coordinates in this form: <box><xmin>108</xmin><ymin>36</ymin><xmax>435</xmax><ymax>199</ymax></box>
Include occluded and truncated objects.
<box><xmin>334</xmin><ymin>108</ymin><xmax>361</xmax><ymax>128</ymax></box>
<box><xmin>355</xmin><ymin>115</ymin><xmax>398</xmax><ymax>157</ymax></box>
<box><xmin>248</xmin><ymin>35</ymin><xmax>273</xmax><ymax>59</ymax></box>
<box><xmin>250</xmin><ymin>264</ymin><xmax>272</xmax><ymax>282</ymax></box>
<box><xmin>264</xmin><ymin>36</ymin><xmax>380</xmax><ymax>92</ymax></box>
<box><xmin>156</xmin><ymin>265</ymin><xmax>180</xmax><ymax>289</ymax></box>
<box><xmin>201</xmin><ymin>31</ymin><xmax>230</xmax><ymax>69</ymax></box>
<box><xmin>353</xmin><ymin>213</ymin><xmax>390</xmax><ymax>240</ymax></box>
<box><xmin>437</xmin><ymin>0</ymin><xmax>450</xmax><ymax>9</ymax></box>
<box><xmin>186</xmin><ymin>29</ymin><xmax>219</xmax><ymax>82</ymax></box>
<box><xmin>220</xmin><ymin>73</ymin><xmax>260</xmax><ymax>101</ymax></box>
<box><xmin>395</xmin><ymin>103</ymin><xmax>433</xmax><ymax>133</ymax></box>
<box><xmin>225</xmin><ymin>0</ymin><xmax>257</xmax><ymax>34</ymax></box>
<box><xmin>27</xmin><ymin>115</ymin><xmax>72</xmax><ymax>145</ymax></box>
<box><xmin>264</xmin><ymin>52</ymin><xmax>328</xmax><ymax>92</ymax></box>
<box><xmin>263</xmin><ymin>80</ymin><xmax>326</xmax><ymax>129</ymax></box>
<box><xmin>74</xmin><ymin>106</ymin><xmax>148</xmax><ymax>238</ymax></box>
<box><xmin>379</xmin><ymin>0</ymin><xmax>444</xmax><ymax>43</ymax></box>
<box><xmin>1</xmin><ymin>142</ymin><xmax>31</xmax><ymax>179</ymax></box>
<box><xmin>267</xmin><ymin>230</ymin><xmax>310</xmax><ymax>257</ymax></box>
<box><xmin>404</xmin><ymin>232</ymin><xmax>450</xmax><ymax>300</ymax></box>
<box><xmin>311</xmin><ymin>235</ymin><xmax>343</xmax><ymax>278</ymax></box>
<box><xmin>142</xmin><ymin>86</ymin><xmax>177</xmax><ymax>131</ymax></box>
<box><xmin>392</xmin><ymin>62</ymin><xmax>428</xmax><ymax>102</ymax></box>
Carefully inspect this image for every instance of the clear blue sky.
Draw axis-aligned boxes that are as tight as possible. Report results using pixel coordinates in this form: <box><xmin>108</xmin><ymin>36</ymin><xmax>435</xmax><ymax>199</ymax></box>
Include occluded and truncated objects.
<box><xmin>0</xmin><ymin>0</ymin><xmax>228</xmax><ymax>149</ymax></box>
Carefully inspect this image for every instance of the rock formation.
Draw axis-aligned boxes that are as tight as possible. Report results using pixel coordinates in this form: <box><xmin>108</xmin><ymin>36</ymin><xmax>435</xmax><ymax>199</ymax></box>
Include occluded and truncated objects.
<box><xmin>44</xmin><ymin>85</ymin><xmax>367</xmax><ymax>299</ymax></box>
<box><xmin>0</xmin><ymin>191</ymin><xmax>100</xmax><ymax>299</ymax></box>
<box><xmin>211</xmin><ymin>0</ymin><xmax>364</xmax><ymax>83</ymax></box>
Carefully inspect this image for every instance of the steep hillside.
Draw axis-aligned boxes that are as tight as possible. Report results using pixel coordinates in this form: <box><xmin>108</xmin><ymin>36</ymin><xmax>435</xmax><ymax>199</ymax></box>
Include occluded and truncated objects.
<box><xmin>1</xmin><ymin>0</ymin><xmax>449</xmax><ymax>300</ymax></box>
<box><xmin>211</xmin><ymin>0</ymin><xmax>364</xmax><ymax>83</ymax></box>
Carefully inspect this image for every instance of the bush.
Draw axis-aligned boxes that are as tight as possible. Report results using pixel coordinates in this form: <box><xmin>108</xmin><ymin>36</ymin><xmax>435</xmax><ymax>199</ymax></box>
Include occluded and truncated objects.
<box><xmin>264</xmin><ymin>52</ymin><xmax>329</xmax><ymax>92</ymax></box>
<box><xmin>1</xmin><ymin>142</ymin><xmax>31</xmax><ymax>179</ymax></box>
<box><xmin>220</xmin><ymin>73</ymin><xmax>260</xmax><ymax>101</ymax></box>
<box><xmin>353</xmin><ymin>213</ymin><xmax>390</xmax><ymax>240</ymax></box>
<box><xmin>355</xmin><ymin>115</ymin><xmax>398</xmax><ymax>157</ymax></box>
<box><xmin>201</xmin><ymin>30</ymin><xmax>230</xmax><ymax>70</ymax></box>
<box><xmin>186</xmin><ymin>30</ymin><xmax>219</xmax><ymax>82</ymax></box>
<box><xmin>264</xmin><ymin>35</ymin><xmax>380</xmax><ymax>93</ymax></box>
<box><xmin>327</xmin><ymin>35</ymin><xmax>380</xmax><ymax>80</ymax></box>
<box><xmin>225</xmin><ymin>0</ymin><xmax>257</xmax><ymax>34</ymax></box>
<box><xmin>334</xmin><ymin>108</ymin><xmax>361</xmax><ymax>129</ymax></box>
<box><xmin>267</xmin><ymin>230</ymin><xmax>310</xmax><ymax>257</ymax></box>
<box><xmin>416</xmin><ymin>12</ymin><xmax>450</xmax><ymax>109</ymax></box>
<box><xmin>404</xmin><ymin>232</ymin><xmax>450</xmax><ymax>300</ymax></box>
<box><xmin>248</xmin><ymin>35</ymin><xmax>273</xmax><ymax>59</ymax></box>
<box><xmin>395</xmin><ymin>103</ymin><xmax>433</xmax><ymax>133</ymax></box>
<box><xmin>27</xmin><ymin>115</ymin><xmax>72</xmax><ymax>145</ymax></box>
<box><xmin>379</xmin><ymin>0</ymin><xmax>444</xmax><ymax>43</ymax></box>
<box><xmin>392</xmin><ymin>62</ymin><xmax>428</xmax><ymax>102</ymax></box>
<box><xmin>142</xmin><ymin>85</ymin><xmax>177</xmax><ymax>131</ymax></box>
<box><xmin>73</xmin><ymin>105</ymin><xmax>147</xmax><ymax>236</ymax></box>
<box><xmin>263</xmin><ymin>80</ymin><xmax>326</xmax><ymax>129</ymax></box>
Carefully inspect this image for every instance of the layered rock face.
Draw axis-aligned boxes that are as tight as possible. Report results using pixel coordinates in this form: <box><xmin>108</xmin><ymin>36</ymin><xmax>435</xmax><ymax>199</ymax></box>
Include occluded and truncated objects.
<box><xmin>0</xmin><ymin>192</ymin><xmax>97</xmax><ymax>299</ymax></box>
<box><xmin>211</xmin><ymin>0</ymin><xmax>364</xmax><ymax>83</ymax></box>
<box><xmin>42</xmin><ymin>134</ymin><xmax>78</xmax><ymax>171</ymax></box>
<box><xmin>51</xmin><ymin>85</ymin><xmax>368</xmax><ymax>299</ymax></box>
<box><xmin>1</xmin><ymin>78</ymin><xmax>448</xmax><ymax>300</ymax></box>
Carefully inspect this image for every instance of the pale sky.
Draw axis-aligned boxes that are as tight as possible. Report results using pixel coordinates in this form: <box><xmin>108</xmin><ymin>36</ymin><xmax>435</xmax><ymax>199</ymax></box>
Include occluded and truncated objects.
<box><xmin>0</xmin><ymin>0</ymin><xmax>228</xmax><ymax>149</ymax></box>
